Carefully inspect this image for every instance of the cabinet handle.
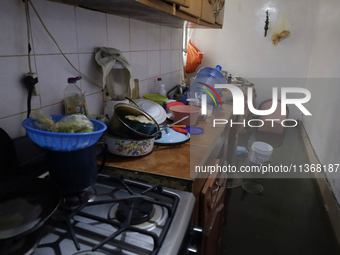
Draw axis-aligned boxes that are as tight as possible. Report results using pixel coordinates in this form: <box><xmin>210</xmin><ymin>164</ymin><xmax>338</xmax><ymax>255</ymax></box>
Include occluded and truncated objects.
<box><xmin>211</xmin><ymin>182</ymin><xmax>220</xmax><ymax>195</ymax></box>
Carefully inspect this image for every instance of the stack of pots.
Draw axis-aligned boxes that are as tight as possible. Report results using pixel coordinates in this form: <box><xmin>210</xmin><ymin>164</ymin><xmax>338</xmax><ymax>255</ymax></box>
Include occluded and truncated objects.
<box><xmin>105</xmin><ymin>103</ymin><xmax>160</xmax><ymax>157</ymax></box>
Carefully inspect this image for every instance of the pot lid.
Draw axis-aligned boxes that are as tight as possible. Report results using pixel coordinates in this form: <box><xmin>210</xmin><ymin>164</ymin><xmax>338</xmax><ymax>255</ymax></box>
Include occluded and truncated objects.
<box><xmin>133</xmin><ymin>99</ymin><xmax>167</xmax><ymax>124</ymax></box>
<box><xmin>154</xmin><ymin>128</ymin><xmax>190</xmax><ymax>145</ymax></box>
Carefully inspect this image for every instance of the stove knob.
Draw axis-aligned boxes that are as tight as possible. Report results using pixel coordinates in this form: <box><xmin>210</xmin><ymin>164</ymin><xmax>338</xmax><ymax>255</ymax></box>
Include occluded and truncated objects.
<box><xmin>186</xmin><ymin>245</ymin><xmax>198</xmax><ymax>254</ymax></box>
<box><xmin>191</xmin><ymin>227</ymin><xmax>203</xmax><ymax>245</ymax></box>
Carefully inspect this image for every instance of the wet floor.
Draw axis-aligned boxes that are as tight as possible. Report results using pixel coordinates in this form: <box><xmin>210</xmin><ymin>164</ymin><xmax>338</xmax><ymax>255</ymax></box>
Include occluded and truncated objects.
<box><xmin>219</xmin><ymin>126</ymin><xmax>340</xmax><ymax>255</ymax></box>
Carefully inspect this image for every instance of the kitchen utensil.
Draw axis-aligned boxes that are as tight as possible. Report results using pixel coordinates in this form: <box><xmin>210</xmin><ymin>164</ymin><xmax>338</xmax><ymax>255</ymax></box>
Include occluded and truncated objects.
<box><xmin>105</xmin><ymin>133</ymin><xmax>155</xmax><ymax>157</ymax></box>
<box><xmin>104</xmin><ymin>99</ymin><xmax>129</xmax><ymax>120</ymax></box>
<box><xmin>154</xmin><ymin>127</ymin><xmax>190</xmax><ymax>146</ymax></box>
<box><xmin>22</xmin><ymin>115</ymin><xmax>107</xmax><ymax>151</ymax></box>
<box><xmin>169</xmin><ymin>105</ymin><xmax>201</xmax><ymax>126</ymax></box>
<box><xmin>46</xmin><ymin>142</ymin><xmax>108</xmax><ymax>195</ymax></box>
<box><xmin>183</xmin><ymin>127</ymin><xmax>204</xmax><ymax>135</ymax></box>
<box><xmin>171</xmin><ymin>125</ymin><xmax>186</xmax><ymax>128</ymax></box>
<box><xmin>150</xmin><ymin>116</ymin><xmax>189</xmax><ymax>137</ymax></box>
<box><xmin>143</xmin><ymin>94</ymin><xmax>168</xmax><ymax>105</ymax></box>
<box><xmin>107</xmin><ymin>104</ymin><xmax>159</xmax><ymax>140</ymax></box>
<box><xmin>133</xmin><ymin>99</ymin><xmax>167</xmax><ymax>124</ymax></box>
<box><xmin>124</xmin><ymin>96</ymin><xmax>140</xmax><ymax>108</ymax></box>
<box><xmin>172</xmin><ymin>127</ymin><xmax>188</xmax><ymax>134</ymax></box>
<box><xmin>0</xmin><ymin>177</ymin><xmax>61</xmax><ymax>240</ymax></box>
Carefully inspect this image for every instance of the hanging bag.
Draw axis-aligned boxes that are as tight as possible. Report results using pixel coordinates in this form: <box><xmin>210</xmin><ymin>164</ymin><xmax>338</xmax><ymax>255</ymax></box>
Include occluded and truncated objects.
<box><xmin>185</xmin><ymin>40</ymin><xmax>204</xmax><ymax>73</ymax></box>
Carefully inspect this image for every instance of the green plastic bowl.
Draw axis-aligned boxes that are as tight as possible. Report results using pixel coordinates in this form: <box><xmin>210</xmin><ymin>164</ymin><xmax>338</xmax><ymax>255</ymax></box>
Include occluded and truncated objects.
<box><xmin>143</xmin><ymin>94</ymin><xmax>168</xmax><ymax>104</ymax></box>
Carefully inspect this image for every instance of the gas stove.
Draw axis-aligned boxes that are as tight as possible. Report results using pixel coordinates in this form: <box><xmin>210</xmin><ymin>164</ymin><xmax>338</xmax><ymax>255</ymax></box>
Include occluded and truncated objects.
<box><xmin>24</xmin><ymin>174</ymin><xmax>196</xmax><ymax>255</ymax></box>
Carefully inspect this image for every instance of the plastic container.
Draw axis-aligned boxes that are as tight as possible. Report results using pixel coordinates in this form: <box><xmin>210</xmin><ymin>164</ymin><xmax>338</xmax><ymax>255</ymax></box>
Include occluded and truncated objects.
<box><xmin>64</xmin><ymin>76</ymin><xmax>88</xmax><ymax>116</ymax></box>
<box><xmin>156</xmin><ymin>78</ymin><xmax>167</xmax><ymax>96</ymax></box>
<box><xmin>22</xmin><ymin>115</ymin><xmax>107</xmax><ymax>151</ymax></box>
<box><xmin>169</xmin><ymin>105</ymin><xmax>201</xmax><ymax>126</ymax></box>
<box><xmin>249</xmin><ymin>141</ymin><xmax>273</xmax><ymax>164</ymax></box>
<box><xmin>143</xmin><ymin>94</ymin><xmax>168</xmax><ymax>105</ymax></box>
<box><xmin>180</xmin><ymin>65</ymin><xmax>227</xmax><ymax>106</ymax></box>
<box><xmin>206</xmin><ymin>105</ymin><xmax>213</xmax><ymax>117</ymax></box>
<box><xmin>106</xmin><ymin>61</ymin><xmax>130</xmax><ymax>100</ymax></box>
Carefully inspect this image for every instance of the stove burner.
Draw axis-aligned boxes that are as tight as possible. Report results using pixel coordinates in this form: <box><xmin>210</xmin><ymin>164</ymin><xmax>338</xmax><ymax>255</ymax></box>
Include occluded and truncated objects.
<box><xmin>116</xmin><ymin>198</ymin><xmax>155</xmax><ymax>225</ymax></box>
<box><xmin>60</xmin><ymin>187</ymin><xmax>96</xmax><ymax>209</ymax></box>
<box><xmin>0</xmin><ymin>231</ymin><xmax>40</xmax><ymax>255</ymax></box>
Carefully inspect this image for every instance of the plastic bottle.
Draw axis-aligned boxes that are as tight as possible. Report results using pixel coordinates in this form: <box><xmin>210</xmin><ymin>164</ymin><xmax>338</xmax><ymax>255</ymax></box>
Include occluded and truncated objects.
<box><xmin>227</xmin><ymin>74</ymin><xmax>232</xmax><ymax>84</ymax></box>
<box><xmin>64</xmin><ymin>76</ymin><xmax>88</xmax><ymax>116</ymax></box>
<box><xmin>156</xmin><ymin>78</ymin><xmax>167</xmax><ymax>96</ymax></box>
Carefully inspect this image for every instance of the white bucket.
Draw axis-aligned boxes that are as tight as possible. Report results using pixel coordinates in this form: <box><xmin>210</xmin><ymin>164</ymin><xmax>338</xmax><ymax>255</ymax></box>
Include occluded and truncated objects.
<box><xmin>250</xmin><ymin>142</ymin><xmax>273</xmax><ymax>164</ymax></box>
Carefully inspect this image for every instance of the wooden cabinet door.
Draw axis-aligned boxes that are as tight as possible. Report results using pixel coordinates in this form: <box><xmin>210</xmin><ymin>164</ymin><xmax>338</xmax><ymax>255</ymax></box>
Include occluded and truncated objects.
<box><xmin>179</xmin><ymin>0</ymin><xmax>201</xmax><ymax>18</ymax></box>
<box><xmin>201</xmin><ymin>0</ymin><xmax>216</xmax><ymax>24</ymax></box>
<box><xmin>200</xmin><ymin>169</ymin><xmax>227</xmax><ymax>255</ymax></box>
<box><xmin>163</xmin><ymin>0</ymin><xmax>190</xmax><ymax>7</ymax></box>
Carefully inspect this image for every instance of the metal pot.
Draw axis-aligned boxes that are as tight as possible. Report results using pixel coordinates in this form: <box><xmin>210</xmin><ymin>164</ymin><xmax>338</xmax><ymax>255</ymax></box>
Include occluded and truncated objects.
<box><xmin>106</xmin><ymin>103</ymin><xmax>160</xmax><ymax>140</ymax></box>
<box><xmin>105</xmin><ymin>133</ymin><xmax>154</xmax><ymax>157</ymax></box>
<box><xmin>46</xmin><ymin>143</ymin><xmax>108</xmax><ymax>195</ymax></box>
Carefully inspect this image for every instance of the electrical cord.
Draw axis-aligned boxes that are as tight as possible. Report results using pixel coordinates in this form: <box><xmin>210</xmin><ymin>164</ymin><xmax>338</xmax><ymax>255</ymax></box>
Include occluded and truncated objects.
<box><xmin>22</xmin><ymin>75</ymin><xmax>38</xmax><ymax>118</ymax></box>
<box><xmin>27</xmin><ymin>0</ymin><xmax>100</xmax><ymax>88</ymax></box>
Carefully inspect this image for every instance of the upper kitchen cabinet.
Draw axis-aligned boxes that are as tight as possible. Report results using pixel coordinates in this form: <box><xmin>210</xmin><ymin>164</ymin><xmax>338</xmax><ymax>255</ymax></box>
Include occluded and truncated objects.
<box><xmin>45</xmin><ymin>0</ymin><xmax>223</xmax><ymax>28</ymax></box>
<box><xmin>180</xmin><ymin>0</ymin><xmax>225</xmax><ymax>25</ymax></box>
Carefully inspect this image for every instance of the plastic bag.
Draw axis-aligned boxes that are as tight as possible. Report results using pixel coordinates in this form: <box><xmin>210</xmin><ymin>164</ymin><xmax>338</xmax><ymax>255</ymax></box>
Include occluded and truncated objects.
<box><xmin>185</xmin><ymin>40</ymin><xmax>203</xmax><ymax>73</ymax></box>
<box><xmin>269</xmin><ymin>14</ymin><xmax>290</xmax><ymax>45</ymax></box>
<box><xmin>30</xmin><ymin>110</ymin><xmax>94</xmax><ymax>133</ymax></box>
<box><xmin>52</xmin><ymin>115</ymin><xmax>94</xmax><ymax>133</ymax></box>
<box><xmin>30</xmin><ymin>109</ymin><xmax>55</xmax><ymax>130</ymax></box>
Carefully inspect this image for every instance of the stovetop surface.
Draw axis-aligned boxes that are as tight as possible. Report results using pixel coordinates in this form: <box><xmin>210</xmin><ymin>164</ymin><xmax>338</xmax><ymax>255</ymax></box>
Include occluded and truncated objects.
<box><xmin>28</xmin><ymin>175</ymin><xmax>195</xmax><ymax>255</ymax></box>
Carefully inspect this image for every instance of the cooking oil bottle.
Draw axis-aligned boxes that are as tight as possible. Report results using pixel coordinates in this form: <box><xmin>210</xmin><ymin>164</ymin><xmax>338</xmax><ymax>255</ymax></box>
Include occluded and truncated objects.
<box><xmin>64</xmin><ymin>76</ymin><xmax>88</xmax><ymax>116</ymax></box>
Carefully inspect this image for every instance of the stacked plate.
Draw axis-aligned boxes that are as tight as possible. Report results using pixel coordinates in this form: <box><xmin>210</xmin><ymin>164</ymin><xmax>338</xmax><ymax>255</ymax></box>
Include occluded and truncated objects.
<box><xmin>133</xmin><ymin>99</ymin><xmax>167</xmax><ymax>124</ymax></box>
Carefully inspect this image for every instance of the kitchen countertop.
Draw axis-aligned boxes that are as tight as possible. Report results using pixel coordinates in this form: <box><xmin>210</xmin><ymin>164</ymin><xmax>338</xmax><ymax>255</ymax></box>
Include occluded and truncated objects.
<box><xmin>100</xmin><ymin>103</ymin><xmax>233</xmax><ymax>181</ymax></box>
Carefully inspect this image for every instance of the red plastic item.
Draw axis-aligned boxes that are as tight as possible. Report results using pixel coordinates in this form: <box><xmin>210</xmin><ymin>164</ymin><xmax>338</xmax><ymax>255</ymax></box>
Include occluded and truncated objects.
<box><xmin>166</xmin><ymin>101</ymin><xmax>185</xmax><ymax>109</ymax></box>
<box><xmin>172</xmin><ymin>127</ymin><xmax>188</xmax><ymax>134</ymax></box>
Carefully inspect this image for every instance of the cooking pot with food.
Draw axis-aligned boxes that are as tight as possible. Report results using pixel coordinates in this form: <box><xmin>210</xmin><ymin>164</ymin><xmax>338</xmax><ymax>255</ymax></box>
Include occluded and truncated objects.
<box><xmin>106</xmin><ymin>103</ymin><xmax>160</xmax><ymax>140</ymax></box>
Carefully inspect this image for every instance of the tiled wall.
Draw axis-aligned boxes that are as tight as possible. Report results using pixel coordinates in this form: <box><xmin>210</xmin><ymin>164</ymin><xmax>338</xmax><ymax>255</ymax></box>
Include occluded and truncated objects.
<box><xmin>0</xmin><ymin>0</ymin><xmax>183</xmax><ymax>138</ymax></box>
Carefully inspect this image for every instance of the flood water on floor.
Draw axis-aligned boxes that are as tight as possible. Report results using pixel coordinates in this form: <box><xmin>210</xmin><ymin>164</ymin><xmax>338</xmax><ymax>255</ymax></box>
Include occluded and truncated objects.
<box><xmin>219</xmin><ymin>126</ymin><xmax>340</xmax><ymax>255</ymax></box>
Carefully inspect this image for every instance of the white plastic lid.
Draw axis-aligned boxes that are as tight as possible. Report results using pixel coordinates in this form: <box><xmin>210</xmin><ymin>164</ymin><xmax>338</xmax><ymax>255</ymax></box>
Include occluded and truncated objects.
<box><xmin>252</xmin><ymin>142</ymin><xmax>273</xmax><ymax>152</ymax></box>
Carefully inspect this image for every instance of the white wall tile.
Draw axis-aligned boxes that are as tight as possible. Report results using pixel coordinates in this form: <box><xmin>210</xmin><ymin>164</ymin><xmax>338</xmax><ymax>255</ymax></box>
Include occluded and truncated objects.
<box><xmin>42</xmin><ymin>103</ymin><xmax>64</xmax><ymax>116</ymax></box>
<box><xmin>30</xmin><ymin>0</ymin><xmax>77</xmax><ymax>55</ymax></box>
<box><xmin>75</xmin><ymin>8</ymin><xmax>107</xmax><ymax>53</ymax></box>
<box><xmin>147</xmin><ymin>78</ymin><xmax>157</xmax><ymax>94</ymax></box>
<box><xmin>107</xmin><ymin>15</ymin><xmax>130</xmax><ymax>52</ymax></box>
<box><xmin>131</xmin><ymin>51</ymin><xmax>148</xmax><ymax>80</ymax></box>
<box><xmin>161</xmin><ymin>50</ymin><xmax>171</xmax><ymax>74</ymax></box>
<box><xmin>130</xmin><ymin>20</ymin><xmax>148</xmax><ymax>51</ymax></box>
<box><xmin>147</xmin><ymin>23</ymin><xmax>161</xmax><ymax>51</ymax></box>
<box><xmin>0</xmin><ymin>56</ymin><xmax>41</xmax><ymax>119</ymax></box>
<box><xmin>122</xmin><ymin>52</ymin><xmax>131</xmax><ymax>64</ymax></box>
<box><xmin>35</xmin><ymin>54</ymin><xmax>80</xmax><ymax>107</ymax></box>
<box><xmin>171</xmin><ymin>28</ymin><xmax>182</xmax><ymax>50</ymax></box>
<box><xmin>170</xmin><ymin>50</ymin><xmax>180</xmax><ymax>72</ymax></box>
<box><xmin>0</xmin><ymin>0</ymin><xmax>28</xmax><ymax>56</ymax></box>
<box><xmin>147</xmin><ymin>51</ymin><xmax>160</xmax><ymax>78</ymax></box>
<box><xmin>138</xmin><ymin>80</ymin><xmax>148</xmax><ymax>98</ymax></box>
<box><xmin>161</xmin><ymin>73</ymin><xmax>171</xmax><ymax>91</ymax></box>
<box><xmin>160</xmin><ymin>26</ymin><xmax>171</xmax><ymax>50</ymax></box>
<box><xmin>0</xmin><ymin>113</ymin><xmax>27</xmax><ymax>139</ymax></box>
<box><xmin>85</xmin><ymin>92</ymin><xmax>104</xmax><ymax>115</ymax></box>
<box><xmin>170</xmin><ymin>71</ymin><xmax>181</xmax><ymax>86</ymax></box>
<box><xmin>78</xmin><ymin>53</ymin><xmax>103</xmax><ymax>95</ymax></box>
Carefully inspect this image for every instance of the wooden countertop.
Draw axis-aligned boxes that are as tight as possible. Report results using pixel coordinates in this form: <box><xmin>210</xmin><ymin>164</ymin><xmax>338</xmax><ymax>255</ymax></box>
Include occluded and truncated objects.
<box><xmin>102</xmin><ymin>103</ymin><xmax>233</xmax><ymax>180</ymax></box>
